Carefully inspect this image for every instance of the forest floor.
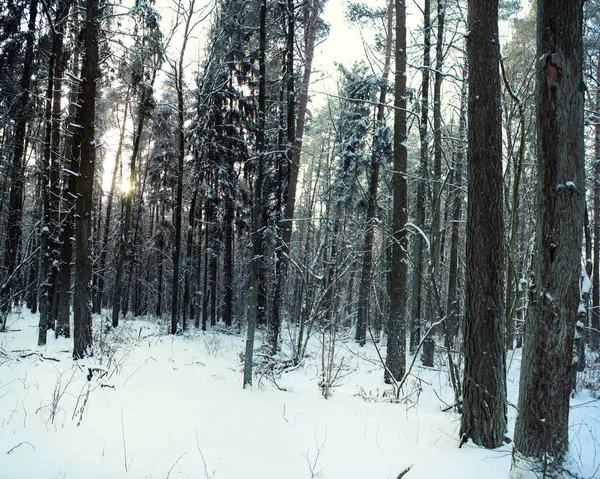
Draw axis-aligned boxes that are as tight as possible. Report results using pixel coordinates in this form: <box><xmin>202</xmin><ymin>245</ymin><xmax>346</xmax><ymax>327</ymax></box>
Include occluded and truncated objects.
<box><xmin>1</xmin><ymin>310</ymin><xmax>599</xmax><ymax>479</ymax></box>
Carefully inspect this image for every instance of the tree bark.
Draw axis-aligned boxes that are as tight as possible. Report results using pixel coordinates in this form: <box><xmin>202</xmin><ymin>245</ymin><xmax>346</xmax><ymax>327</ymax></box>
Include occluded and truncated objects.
<box><xmin>281</xmin><ymin>0</ymin><xmax>321</xmax><ymax>254</ymax></box>
<box><xmin>460</xmin><ymin>0</ymin><xmax>506</xmax><ymax>449</ymax></box>
<box><xmin>170</xmin><ymin>0</ymin><xmax>196</xmax><ymax>335</ymax></box>
<box><xmin>593</xmin><ymin>54</ymin><xmax>600</xmax><ymax>350</ymax></box>
<box><xmin>55</xmin><ymin>48</ymin><xmax>82</xmax><ymax>340</ymax></box>
<box><xmin>445</xmin><ymin>68</ymin><xmax>466</xmax><ymax>346</ymax></box>
<box><xmin>243</xmin><ymin>0</ymin><xmax>266</xmax><ymax>388</ymax></box>
<box><xmin>385</xmin><ymin>0</ymin><xmax>408</xmax><ymax>383</ymax></box>
<box><xmin>39</xmin><ymin>0</ymin><xmax>71</xmax><ymax>343</ymax></box>
<box><xmin>512</xmin><ymin>0</ymin><xmax>584</xmax><ymax>468</ymax></box>
<box><xmin>72</xmin><ymin>0</ymin><xmax>101</xmax><ymax>359</ymax></box>
<box><xmin>409</xmin><ymin>0</ymin><xmax>431</xmax><ymax>354</ymax></box>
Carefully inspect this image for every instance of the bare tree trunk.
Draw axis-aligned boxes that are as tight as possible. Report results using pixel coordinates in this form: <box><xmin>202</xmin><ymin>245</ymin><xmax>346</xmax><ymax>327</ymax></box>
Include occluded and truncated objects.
<box><xmin>94</xmin><ymin>96</ymin><xmax>128</xmax><ymax>314</ymax></box>
<box><xmin>170</xmin><ymin>0</ymin><xmax>197</xmax><ymax>335</ymax></box>
<box><xmin>39</xmin><ymin>0</ymin><xmax>71</xmax><ymax>343</ymax></box>
<box><xmin>268</xmin><ymin>1</ymin><xmax>295</xmax><ymax>353</ymax></box>
<box><xmin>593</xmin><ymin>55</ymin><xmax>600</xmax><ymax>350</ymax></box>
<box><xmin>281</xmin><ymin>0</ymin><xmax>321</xmax><ymax>254</ymax></box>
<box><xmin>445</xmin><ymin>70</ymin><xmax>466</xmax><ymax>347</ymax></box>
<box><xmin>244</xmin><ymin>0</ymin><xmax>266</xmax><ymax>388</ymax></box>
<box><xmin>460</xmin><ymin>0</ymin><xmax>506</xmax><ymax>449</ymax></box>
<box><xmin>183</xmin><ymin>187</ymin><xmax>198</xmax><ymax>330</ymax></box>
<box><xmin>385</xmin><ymin>0</ymin><xmax>408</xmax><ymax>383</ymax></box>
<box><xmin>55</xmin><ymin>48</ymin><xmax>82</xmax><ymax>340</ymax></box>
<box><xmin>72</xmin><ymin>0</ymin><xmax>101</xmax><ymax>359</ymax></box>
<box><xmin>410</xmin><ymin>0</ymin><xmax>431</xmax><ymax>354</ymax></box>
<box><xmin>1</xmin><ymin>0</ymin><xmax>38</xmax><ymax>331</ymax></box>
<box><xmin>355</xmin><ymin>0</ymin><xmax>393</xmax><ymax>346</ymax></box>
<box><xmin>421</xmin><ymin>0</ymin><xmax>446</xmax><ymax>368</ymax></box>
<box><xmin>512</xmin><ymin>0</ymin><xmax>584</xmax><ymax>470</ymax></box>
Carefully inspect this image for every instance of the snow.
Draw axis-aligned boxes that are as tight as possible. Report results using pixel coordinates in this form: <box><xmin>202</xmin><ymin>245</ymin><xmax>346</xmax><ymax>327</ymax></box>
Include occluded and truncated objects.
<box><xmin>583</xmin><ymin>271</ymin><xmax>592</xmax><ymax>294</ymax></box>
<box><xmin>1</xmin><ymin>310</ymin><xmax>599</xmax><ymax>479</ymax></box>
<box><xmin>63</xmin><ymin>168</ymin><xmax>80</xmax><ymax>177</ymax></box>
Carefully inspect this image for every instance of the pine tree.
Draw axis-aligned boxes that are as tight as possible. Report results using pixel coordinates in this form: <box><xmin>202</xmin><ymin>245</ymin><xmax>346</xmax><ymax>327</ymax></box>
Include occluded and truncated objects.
<box><xmin>511</xmin><ymin>0</ymin><xmax>585</xmax><ymax>473</ymax></box>
<box><xmin>460</xmin><ymin>0</ymin><xmax>506</xmax><ymax>449</ymax></box>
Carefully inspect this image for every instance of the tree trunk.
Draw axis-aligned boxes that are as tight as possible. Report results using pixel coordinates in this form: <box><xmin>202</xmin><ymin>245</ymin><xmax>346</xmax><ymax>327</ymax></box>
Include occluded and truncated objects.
<box><xmin>170</xmin><ymin>0</ymin><xmax>196</xmax><ymax>335</ymax></box>
<box><xmin>409</xmin><ymin>0</ymin><xmax>431</xmax><ymax>354</ymax></box>
<box><xmin>72</xmin><ymin>0</ymin><xmax>101</xmax><ymax>359</ymax></box>
<box><xmin>0</xmin><ymin>0</ymin><xmax>38</xmax><ymax>331</ymax></box>
<box><xmin>593</xmin><ymin>55</ymin><xmax>600</xmax><ymax>350</ymax></box>
<box><xmin>445</xmin><ymin>70</ymin><xmax>466</xmax><ymax>346</ymax></box>
<box><xmin>39</xmin><ymin>0</ymin><xmax>71</xmax><ymax>343</ymax></box>
<box><xmin>421</xmin><ymin>0</ymin><xmax>445</xmax><ymax>368</ymax></box>
<box><xmin>55</xmin><ymin>48</ymin><xmax>82</xmax><ymax>340</ymax></box>
<box><xmin>183</xmin><ymin>187</ymin><xmax>198</xmax><ymax>330</ymax></box>
<box><xmin>243</xmin><ymin>0</ymin><xmax>266</xmax><ymax>388</ymax></box>
<box><xmin>385</xmin><ymin>0</ymin><xmax>408</xmax><ymax>383</ymax></box>
<box><xmin>281</xmin><ymin>0</ymin><xmax>321</xmax><ymax>255</ymax></box>
<box><xmin>460</xmin><ymin>0</ymin><xmax>506</xmax><ymax>449</ymax></box>
<box><xmin>512</xmin><ymin>0</ymin><xmax>584</xmax><ymax>470</ymax></box>
<box><xmin>355</xmin><ymin>0</ymin><xmax>393</xmax><ymax>347</ymax></box>
<box><xmin>94</xmin><ymin>96</ymin><xmax>128</xmax><ymax>314</ymax></box>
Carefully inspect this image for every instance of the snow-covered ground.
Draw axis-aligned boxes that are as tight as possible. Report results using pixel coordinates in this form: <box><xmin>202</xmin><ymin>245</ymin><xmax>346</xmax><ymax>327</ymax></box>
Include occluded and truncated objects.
<box><xmin>0</xmin><ymin>309</ymin><xmax>599</xmax><ymax>478</ymax></box>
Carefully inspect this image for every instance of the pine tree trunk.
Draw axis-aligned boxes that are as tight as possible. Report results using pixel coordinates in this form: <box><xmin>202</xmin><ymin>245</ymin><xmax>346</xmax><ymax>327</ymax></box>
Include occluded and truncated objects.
<box><xmin>72</xmin><ymin>0</ymin><xmax>100</xmax><ymax>359</ymax></box>
<box><xmin>460</xmin><ymin>0</ymin><xmax>506</xmax><ymax>449</ymax></box>
<box><xmin>512</xmin><ymin>0</ymin><xmax>584</xmax><ymax>468</ymax></box>
<box><xmin>410</xmin><ymin>0</ymin><xmax>430</xmax><ymax>354</ymax></box>
<box><xmin>445</xmin><ymin>71</ymin><xmax>466</xmax><ymax>346</ymax></box>
<box><xmin>356</xmin><ymin>0</ymin><xmax>393</xmax><ymax>347</ymax></box>
<box><xmin>243</xmin><ymin>0</ymin><xmax>266</xmax><ymax>388</ymax></box>
<box><xmin>183</xmin><ymin>188</ymin><xmax>198</xmax><ymax>330</ymax></box>
<box><xmin>0</xmin><ymin>0</ymin><xmax>38</xmax><ymax>331</ymax></box>
<box><xmin>55</xmin><ymin>46</ymin><xmax>82</xmax><ymax>339</ymax></box>
<box><xmin>421</xmin><ymin>0</ymin><xmax>445</xmax><ymax>368</ymax></box>
<box><xmin>281</xmin><ymin>0</ymin><xmax>321</xmax><ymax>255</ymax></box>
<box><xmin>170</xmin><ymin>0</ymin><xmax>196</xmax><ymax>335</ymax></box>
<box><xmin>593</xmin><ymin>55</ymin><xmax>600</xmax><ymax>350</ymax></box>
<box><xmin>39</xmin><ymin>0</ymin><xmax>66</xmax><ymax>343</ymax></box>
<box><xmin>268</xmin><ymin>0</ymin><xmax>296</xmax><ymax>353</ymax></box>
<box><xmin>385</xmin><ymin>0</ymin><xmax>408</xmax><ymax>383</ymax></box>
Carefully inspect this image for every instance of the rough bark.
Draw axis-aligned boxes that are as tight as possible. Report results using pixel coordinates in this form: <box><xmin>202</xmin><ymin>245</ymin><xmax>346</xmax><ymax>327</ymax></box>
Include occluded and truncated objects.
<box><xmin>72</xmin><ymin>0</ymin><xmax>101</xmax><ymax>359</ymax></box>
<box><xmin>512</xmin><ymin>0</ymin><xmax>584</xmax><ymax>468</ymax></box>
<box><xmin>385</xmin><ymin>0</ymin><xmax>408</xmax><ymax>383</ymax></box>
<box><xmin>460</xmin><ymin>0</ymin><xmax>506</xmax><ymax>449</ymax></box>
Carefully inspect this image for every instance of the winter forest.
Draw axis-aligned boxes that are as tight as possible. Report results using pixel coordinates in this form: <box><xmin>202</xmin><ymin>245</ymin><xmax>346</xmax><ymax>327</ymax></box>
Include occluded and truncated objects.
<box><xmin>0</xmin><ymin>0</ymin><xmax>599</xmax><ymax>477</ymax></box>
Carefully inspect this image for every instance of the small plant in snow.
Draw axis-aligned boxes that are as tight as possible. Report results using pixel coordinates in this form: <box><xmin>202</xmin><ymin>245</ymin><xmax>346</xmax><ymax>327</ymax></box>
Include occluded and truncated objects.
<box><xmin>301</xmin><ymin>428</ymin><xmax>329</xmax><ymax>478</ymax></box>
<box><xmin>36</xmin><ymin>367</ymin><xmax>77</xmax><ymax>426</ymax></box>
<box><xmin>202</xmin><ymin>332</ymin><xmax>223</xmax><ymax>357</ymax></box>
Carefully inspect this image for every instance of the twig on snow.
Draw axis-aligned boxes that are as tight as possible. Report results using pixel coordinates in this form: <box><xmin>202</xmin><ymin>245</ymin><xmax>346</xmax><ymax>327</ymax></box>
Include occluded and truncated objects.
<box><xmin>6</xmin><ymin>442</ymin><xmax>35</xmax><ymax>454</ymax></box>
